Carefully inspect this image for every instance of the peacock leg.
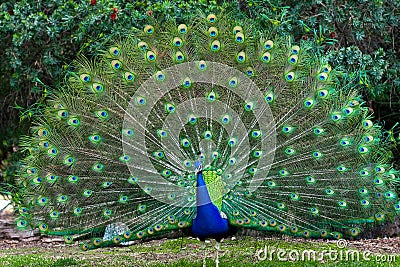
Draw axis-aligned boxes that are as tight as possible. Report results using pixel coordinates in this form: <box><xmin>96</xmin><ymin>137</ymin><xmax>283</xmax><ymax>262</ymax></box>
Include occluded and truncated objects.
<box><xmin>201</xmin><ymin>242</ymin><xmax>207</xmax><ymax>267</ymax></box>
<box><xmin>215</xmin><ymin>241</ymin><xmax>220</xmax><ymax>267</ymax></box>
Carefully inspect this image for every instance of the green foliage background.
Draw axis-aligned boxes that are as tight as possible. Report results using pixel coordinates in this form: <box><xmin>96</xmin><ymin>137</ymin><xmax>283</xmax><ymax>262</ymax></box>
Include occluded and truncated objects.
<box><xmin>0</xmin><ymin>0</ymin><xmax>399</xmax><ymax>188</ymax></box>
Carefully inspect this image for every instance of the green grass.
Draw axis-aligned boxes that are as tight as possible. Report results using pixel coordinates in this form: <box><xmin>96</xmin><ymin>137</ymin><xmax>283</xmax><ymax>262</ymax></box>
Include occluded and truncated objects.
<box><xmin>0</xmin><ymin>237</ymin><xmax>399</xmax><ymax>266</ymax></box>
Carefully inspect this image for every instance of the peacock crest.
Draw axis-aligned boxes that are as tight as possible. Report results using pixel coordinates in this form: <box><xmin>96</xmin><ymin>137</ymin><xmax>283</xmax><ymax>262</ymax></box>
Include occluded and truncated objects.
<box><xmin>15</xmin><ymin>13</ymin><xmax>399</xmax><ymax>250</ymax></box>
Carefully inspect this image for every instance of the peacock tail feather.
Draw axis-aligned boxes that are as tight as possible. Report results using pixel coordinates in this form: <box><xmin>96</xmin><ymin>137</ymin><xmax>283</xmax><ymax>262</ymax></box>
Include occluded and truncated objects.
<box><xmin>15</xmin><ymin>13</ymin><xmax>399</xmax><ymax>249</ymax></box>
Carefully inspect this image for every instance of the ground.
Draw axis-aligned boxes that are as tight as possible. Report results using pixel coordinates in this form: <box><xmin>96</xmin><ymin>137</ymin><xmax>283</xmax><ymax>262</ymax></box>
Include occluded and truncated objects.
<box><xmin>1</xmin><ymin>235</ymin><xmax>400</xmax><ymax>267</ymax></box>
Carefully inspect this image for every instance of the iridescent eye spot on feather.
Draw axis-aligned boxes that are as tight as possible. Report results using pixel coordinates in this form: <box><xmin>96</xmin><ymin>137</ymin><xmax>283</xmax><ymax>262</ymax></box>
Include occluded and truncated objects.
<box><xmin>265</xmin><ymin>92</ymin><xmax>274</xmax><ymax>103</ymax></box>
<box><xmin>359</xmin><ymin>169</ymin><xmax>369</xmax><ymax>177</ymax></box>
<box><xmin>109</xmin><ymin>47</ymin><xmax>120</xmax><ymax>56</ymax></box>
<box><xmin>102</xmin><ymin>181</ymin><xmax>112</xmax><ymax>188</ymax></box>
<box><xmin>325</xmin><ymin>188</ymin><xmax>335</xmax><ymax>196</ymax></box>
<box><xmin>207</xmin><ymin>14</ymin><xmax>216</xmax><ymax>23</ymax></box>
<box><xmin>264</xmin><ymin>40</ymin><xmax>273</xmax><ymax>50</ymax></box>
<box><xmin>246</xmin><ymin>67</ymin><xmax>254</xmax><ymax>77</ymax></box>
<box><xmin>153</xmin><ymin>151</ymin><xmax>164</xmax><ymax>159</ymax></box>
<box><xmin>198</xmin><ymin>61</ymin><xmax>207</xmax><ymax>70</ymax></box>
<box><xmin>318</xmin><ymin>72</ymin><xmax>328</xmax><ymax>81</ymax></box>
<box><xmin>313</xmin><ymin>127</ymin><xmax>324</xmax><ymax>136</ymax></box>
<box><xmin>364</xmin><ymin>135</ymin><xmax>374</xmax><ymax>143</ymax></box>
<box><xmin>359</xmin><ymin>188</ymin><xmax>368</xmax><ymax>195</ymax></box>
<box><xmin>310</xmin><ymin>207</ymin><xmax>319</xmax><ymax>215</ymax></box>
<box><xmin>288</xmin><ymin>55</ymin><xmax>298</xmax><ymax>65</ymax></box>
<box><xmin>336</xmin><ymin>165</ymin><xmax>347</xmax><ymax>172</ymax></box>
<box><xmin>103</xmin><ymin>209</ymin><xmax>112</xmax><ymax>218</ymax></box>
<box><xmin>384</xmin><ymin>191</ymin><xmax>396</xmax><ymax>200</ymax></box>
<box><xmin>122</xmin><ymin>129</ymin><xmax>134</xmax><ymax>137</ymax></box>
<box><xmin>39</xmin><ymin>223</ymin><xmax>48</xmax><ymax>233</ymax></box>
<box><xmin>251</xmin><ymin>130</ymin><xmax>262</xmax><ymax>139</ymax></box>
<box><xmin>92</xmin><ymin>83</ymin><xmax>104</xmax><ymax>93</ymax></box>
<box><xmin>46</xmin><ymin>174</ymin><xmax>58</xmax><ymax>183</ymax></box>
<box><xmin>174</xmin><ymin>51</ymin><xmax>185</xmax><ymax>62</ymax></box>
<box><xmin>119</xmin><ymin>155</ymin><xmax>131</xmax><ymax>162</ymax></box>
<box><xmin>291</xmin><ymin>45</ymin><xmax>300</xmax><ymax>54</ymax></box>
<box><xmin>31</xmin><ymin>177</ymin><xmax>42</xmax><ymax>185</ymax></box>
<box><xmin>236</xmin><ymin>51</ymin><xmax>246</xmax><ymax>63</ymax></box>
<box><xmin>73</xmin><ymin>207</ymin><xmax>82</xmax><ymax>216</ymax></box>
<box><xmin>63</xmin><ymin>156</ymin><xmax>75</xmax><ymax>165</ymax></box>
<box><xmin>208</xmin><ymin>27</ymin><xmax>218</xmax><ymax>37</ymax></box>
<box><xmin>362</xmin><ymin>120</ymin><xmax>373</xmax><ymax>129</ymax></box>
<box><xmin>321</xmin><ymin>64</ymin><xmax>332</xmax><ymax>73</ymax></box>
<box><xmin>182</xmin><ymin>77</ymin><xmax>191</xmax><ymax>88</ymax></box>
<box><xmin>156</xmin><ymin>71</ymin><xmax>165</xmax><ymax>81</ymax></box>
<box><xmin>188</xmin><ymin>114</ymin><xmax>198</xmax><ymax>124</ymax></box>
<box><xmin>178</xmin><ymin>24</ymin><xmax>188</xmax><ymax>34</ymax></box>
<box><xmin>228</xmin><ymin>157</ymin><xmax>236</xmax><ymax>165</ymax></box>
<box><xmin>306</xmin><ymin>175</ymin><xmax>316</xmax><ymax>184</ymax></box>
<box><xmin>146</xmin><ymin>51</ymin><xmax>156</xmax><ymax>62</ymax></box>
<box><xmin>331</xmin><ymin>112</ymin><xmax>342</xmax><ymax>122</ymax></box>
<box><xmin>57</xmin><ymin>110</ymin><xmax>68</xmax><ymax>119</ymax></box>
<box><xmin>203</xmin><ymin>130</ymin><xmax>212</xmax><ymax>139</ymax></box>
<box><xmin>282</xmin><ymin>125</ymin><xmax>294</xmax><ymax>134</ymax></box>
<box><xmin>284</xmin><ymin>147</ymin><xmax>296</xmax><ymax>156</ymax></box>
<box><xmin>173</xmin><ymin>37</ymin><xmax>183</xmax><ymax>47</ymax></box>
<box><xmin>253</xmin><ymin>150</ymin><xmax>263</xmax><ymax>158</ymax></box>
<box><xmin>303</xmin><ymin>98</ymin><xmax>315</xmax><ymax>108</ymax></box>
<box><xmin>339</xmin><ymin>138</ymin><xmax>351</xmax><ymax>147</ymax></box>
<box><xmin>229</xmin><ymin>77</ymin><xmax>238</xmax><ymax>87</ymax></box>
<box><xmin>285</xmin><ymin>72</ymin><xmax>295</xmax><ymax>82</ymax></box>
<box><xmin>165</xmin><ymin>103</ymin><xmax>176</xmax><ymax>113</ymax></box>
<box><xmin>312</xmin><ymin>151</ymin><xmax>322</xmax><ymax>159</ymax></box>
<box><xmin>233</xmin><ymin>26</ymin><xmax>243</xmax><ymax>34</ymax></box>
<box><xmin>358</xmin><ymin>146</ymin><xmax>369</xmax><ymax>154</ymax></box>
<box><xmin>68</xmin><ymin>175</ymin><xmax>79</xmax><ymax>184</ymax></box>
<box><xmin>50</xmin><ymin>211</ymin><xmax>60</xmax><ymax>219</ymax></box>
<box><xmin>37</xmin><ymin>128</ymin><xmax>49</xmax><ymax>137</ymax></box>
<box><xmin>93</xmin><ymin>238</ymin><xmax>102</xmax><ymax>246</ymax></box>
<box><xmin>16</xmin><ymin>219</ymin><xmax>27</xmax><ymax>229</ymax></box>
<box><xmin>375</xmin><ymin>213</ymin><xmax>385</xmax><ymax>221</ymax></box>
<box><xmin>92</xmin><ymin>163</ymin><xmax>104</xmax><ymax>172</ymax></box>
<box><xmin>111</xmin><ymin>60</ymin><xmax>122</xmax><ymax>70</ymax></box>
<box><xmin>47</xmin><ymin>147</ymin><xmax>58</xmax><ymax>156</ymax></box>
<box><xmin>210</xmin><ymin>40</ymin><xmax>221</xmax><ymax>51</ymax></box>
<box><xmin>83</xmin><ymin>189</ymin><xmax>93</xmax><ymax>197</ymax></box>
<box><xmin>221</xmin><ymin>114</ymin><xmax>230</xmax><ymax>124</ymax></box>
<box><xmin>375</xmin><ymin>165</ymin><xmax>385</xmax><ymax>173</ymax></box>
<box><xmin>67</xmin><ymin>117</ymin><xmax>80</xmax><ymax>127</ymax></box>
<box><xmin>181</xmin><ymin>138</ymin><xmax>190</xmax><ymax>148</ymax></box>
<box><xmin>80</xmin><ymin>74</ymin><xmax>91</xmax><ymax>83</ymax></box>
<box><xmin>95</xmin><ymin>110</ymin><xmax>109</xmax><ymax>120</ymax></box>
<box><xmin>360</xmin><ymin>199</ymin><xmax>370</xmax><ymax>207</ymax></box>
<box><xmin>244</xmin><ymin>101</ymin><xmax>254</xmax><ymax>111</ymax></box>
<box><xmin>57</xmin><ymin>194</ymin><xmax>68</xmax><ymax>203</ymax></box>
<box><xmin>261</xmin><ymin>52</ymin><xmax>271</xmax><ymax>63</ymax></box>
<box><xmin>124</xmin><ymin>72</ymin><xmax>134</xmax><ymax>82</ymax></box>
<box><xmin>137</xmin><ymin>41</ymin><xmax>148</xmax><ymax>50</ymax></box>
<box><xmin>128</xmin><ymin>176</ymin><xmax>138</xmax><ymax>184</ymax></box>
<box><xmin>235</xmin><ymin>32</ymin><xmax>244</xmax><ymax>43</ymax></box>
<box><xmin>207</xmin><ymin>91</ymin><xmax>217</xmax><ymax>101</ymax></box>
<box><xmin>317</xmin><ymin>89</ymin><xmax>329</xmax><ymax>99</ymax></box>
<box><xmin>144</xmin><ymin>25</ymin><xmax>154</xmax><ymax>35</ymax></box>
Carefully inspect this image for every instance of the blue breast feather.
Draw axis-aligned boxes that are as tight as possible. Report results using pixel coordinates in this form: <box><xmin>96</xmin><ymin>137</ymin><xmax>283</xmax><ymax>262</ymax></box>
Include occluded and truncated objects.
<box><xmin>190</xmin><ymin>173</ymin><xmax>230</xmax><ymax>239</ymax></box>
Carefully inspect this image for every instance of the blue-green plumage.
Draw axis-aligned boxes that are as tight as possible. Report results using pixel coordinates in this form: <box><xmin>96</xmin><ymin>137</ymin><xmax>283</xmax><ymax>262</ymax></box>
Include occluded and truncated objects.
<box><xmin>191</xmin><ymin>172</ymin><xmax>230</xmax><ymax>240</ymax></box>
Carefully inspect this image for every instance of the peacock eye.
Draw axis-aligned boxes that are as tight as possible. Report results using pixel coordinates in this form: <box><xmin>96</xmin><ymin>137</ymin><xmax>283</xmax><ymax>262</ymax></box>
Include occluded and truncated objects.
<box><xmin>144</xmin><ymin>25</ymin><xmax>154</xmax><ymax>35</ymax></box>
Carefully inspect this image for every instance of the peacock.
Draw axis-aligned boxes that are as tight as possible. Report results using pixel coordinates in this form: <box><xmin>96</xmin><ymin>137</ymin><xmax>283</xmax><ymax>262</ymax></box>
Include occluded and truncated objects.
<box><xmin>15</xmin><ymin>13</ymin><xmax>400</xmax><ymax>254</ymax></box>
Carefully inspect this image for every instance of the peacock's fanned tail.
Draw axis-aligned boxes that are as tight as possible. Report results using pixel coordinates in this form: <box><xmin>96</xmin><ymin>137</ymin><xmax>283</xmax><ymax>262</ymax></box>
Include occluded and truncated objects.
<box><xmin>16</xmin><ymin>13</ymin><xmax>399</xmax><ymax>249</ymax></box>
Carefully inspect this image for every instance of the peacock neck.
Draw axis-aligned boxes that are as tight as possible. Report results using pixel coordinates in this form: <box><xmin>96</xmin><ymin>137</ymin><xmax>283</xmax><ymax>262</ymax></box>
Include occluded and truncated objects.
<box><xmin>196</xmin><ymin>172</ymin><xmax>213</xmax><ymax>207</ymax></box>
